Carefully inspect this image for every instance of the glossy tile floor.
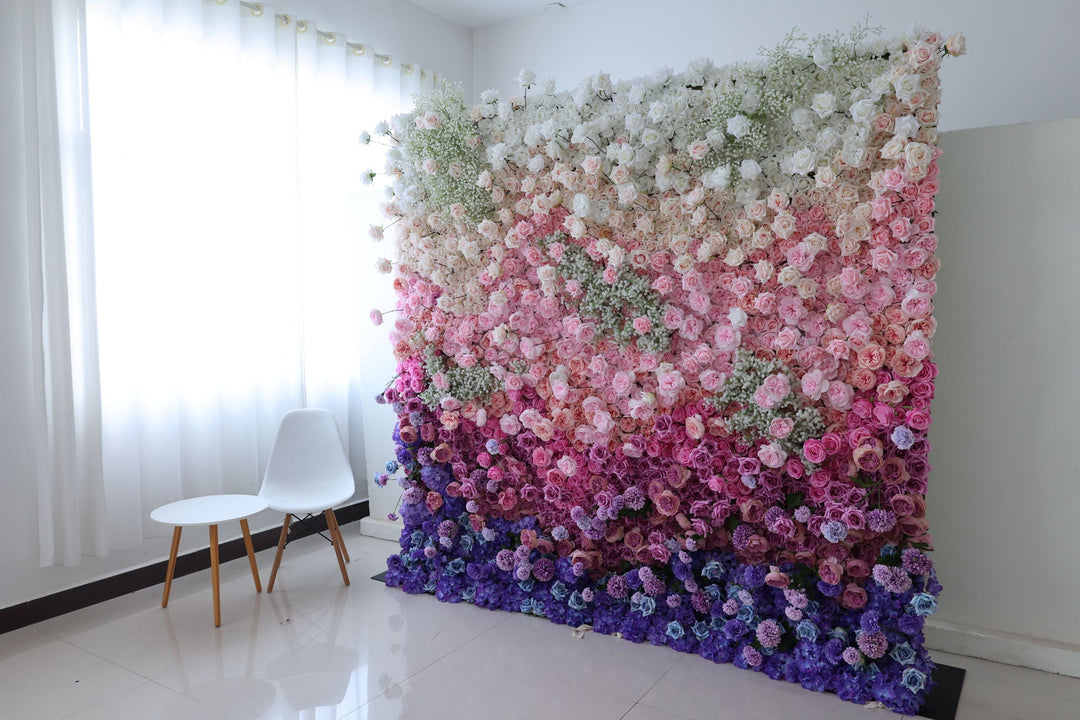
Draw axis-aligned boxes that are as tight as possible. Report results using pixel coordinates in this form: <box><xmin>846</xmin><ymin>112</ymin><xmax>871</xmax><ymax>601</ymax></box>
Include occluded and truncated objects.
<box><xmin>4</xmin><ymin>531</ymin><xmax>1080</xmax><ymax>719</ymax></box>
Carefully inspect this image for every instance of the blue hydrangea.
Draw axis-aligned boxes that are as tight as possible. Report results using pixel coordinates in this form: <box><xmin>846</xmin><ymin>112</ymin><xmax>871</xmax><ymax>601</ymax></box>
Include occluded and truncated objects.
<box><xmin>485</xmin><ymin>438</ymin><xmax>501</xmax><ymax>454</ymax></box>
<box><xmin>910</xmin><ymin>593</ymin><xmax>938</xmax><ymax>616</ymax></box>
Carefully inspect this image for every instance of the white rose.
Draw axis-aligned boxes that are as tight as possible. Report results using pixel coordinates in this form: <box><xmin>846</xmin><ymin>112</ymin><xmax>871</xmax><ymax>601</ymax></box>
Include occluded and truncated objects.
<box><xmin>791</xmin><ymin>108</ymin><xmax>816</xmax><ymax>133</ymax></box>
<box><xmin>810</xmin><ymin>92</ymin><xmax>836</xmax><ymax>119</ymax></box>
<box><xmin>724</xmin><ymin>247</ymin><xmax>746</xmax><ymax>266</ymax></box>
<box><xmin>728</xmin><ymin>307</ymin><xmax>748</xmax><ymax>328</ymax></box>
<box><xmin>739</xmin><ymin>158</ymin><xmax>762</xmax><ymax>180</ymax></box>
<box><xmin>516</xmin><ymin>68</ymin><xmax>536</xmax><ymax>88</ymax></box>
<box><xmin>812</xmin><ymin>42</ymin><xmax>834</xmax><ymax>69</ymax></box>
<box><xmin>608</xmin><ymin>245</ymin><xmax>626</xmax><ymax>268</ymax></box>
<box><xmin>641</xmin><ymin>128</ymin><xmax>662</xmax><ymax>147</ymax></box>
<box><xmin>879</xmin><ymin>137</ymin><xmax>905</xmax><ymax>160</ymax></box>
<box><xmin>726</xmin><ymin>114</ymin><xmax>751</xmax><ymax>138</ymax></box>
<box><xmin>526</xmin><ymin>155</ymin><xmax>546</xmax><ymax>174</ymax></box>
<box><xmin>647</xmin><ymin>101</ymin><xmax>667</xmax><ymax>123</ymax></box>
<box><xmin>777</xmin><ymin>265</ymin><xmax>800</xmax><ymax>286</ymax></box>
<box><xmin>625</xmin><ymin>112</ymin><xmax>645</xmax><ymax>134</ymax></box>
<box><xmin>375</xmin><ymin>257</ymin><xmax>392</xmax><ymax>274</ymax></box>
<box><xmin>849</xmin><ymin>99</ymin><xmax>877</xmax><ymax>125</ymax></box>
<box><xmin>572</xmin><ymin>193</ymin><xmax>591</xmax><ymax>217</ymax></box>
<box><xmin>703</xmin><ymin>164</ymin><xmax>731</xmax><ymax>189</ymax></box>
<box><xmin>688</xmin><ymin>139</ymin><xmax>709</xmax><ymax>160</ymax></box>
<box><xmin>789</xmin><ymin>147</ymin><xmax>816</xmax><ymax>176</ymax></box>
<box><xmin>610</xmin><ymin>165</ymin><xmax>631</xmax><ymax>184</ymax></box>
<box><xmin>480</xmin><ymin>89</ymin><xmax>498</xmax><ymax>104</ymax></box>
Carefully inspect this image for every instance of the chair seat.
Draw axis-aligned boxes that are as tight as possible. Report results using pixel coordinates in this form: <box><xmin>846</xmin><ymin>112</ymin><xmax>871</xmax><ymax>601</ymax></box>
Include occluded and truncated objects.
<box><xmin>262</xmin><ymin>488</ymin><xmax>355</xmax><ymax>516</ymax></box>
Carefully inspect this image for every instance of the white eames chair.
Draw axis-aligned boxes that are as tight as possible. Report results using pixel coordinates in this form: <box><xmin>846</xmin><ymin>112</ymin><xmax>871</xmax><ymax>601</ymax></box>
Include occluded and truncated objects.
<box><xmin>260</xmin><ymin>409</ymin><xmax>355</xmax><ymax>591</ymax></box>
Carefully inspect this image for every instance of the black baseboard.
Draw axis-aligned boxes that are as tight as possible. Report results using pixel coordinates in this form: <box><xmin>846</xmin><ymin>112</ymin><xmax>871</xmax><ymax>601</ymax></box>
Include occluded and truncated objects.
<box><xmin>0</xmin><ymin>501</ymin><xmax>368</xmax><ymax>636</ymax></box>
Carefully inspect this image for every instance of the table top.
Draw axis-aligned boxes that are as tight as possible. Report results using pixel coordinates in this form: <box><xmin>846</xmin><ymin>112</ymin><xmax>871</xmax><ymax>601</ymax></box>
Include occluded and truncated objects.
<box><xmin>150</xmin><ymin>494</ymin><xmax>270</xmax><ymax>527</ymax></box>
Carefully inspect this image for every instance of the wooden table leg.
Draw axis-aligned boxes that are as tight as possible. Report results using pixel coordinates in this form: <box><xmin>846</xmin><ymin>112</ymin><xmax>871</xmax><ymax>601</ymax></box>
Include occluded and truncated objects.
<box><xmin>240</xmin><ymin>518</ymin><xmax>261</xmax><ymax>592</ymax></box>
<box><xmin>209</xmin><ymin>524</ymin><xmax>221</xmax><ymax>627</ymax></box>
<box><xmin>267</xmin><ymin>514</ymin><xmax>291</xmax><ymax>593</ymax></box>
<box><xmin>325</xmin><ymin>509</ymin><xmax>350</xmax><ymax>586</ymax></box>
<box><xmin>162</xmin><ymin>526</ymin><xmax>183</xmax><ymax>608</ymax></box>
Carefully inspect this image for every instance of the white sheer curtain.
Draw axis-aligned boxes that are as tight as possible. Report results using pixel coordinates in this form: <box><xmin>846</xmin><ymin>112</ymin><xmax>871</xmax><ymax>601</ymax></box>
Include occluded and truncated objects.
<box><xmin>26</xmin><ymin>0</ymin><xmax>431</xmax><ymax>564</ymax></box>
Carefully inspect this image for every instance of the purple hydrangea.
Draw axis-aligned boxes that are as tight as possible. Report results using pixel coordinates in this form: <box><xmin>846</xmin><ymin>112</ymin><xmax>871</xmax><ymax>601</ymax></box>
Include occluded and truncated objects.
<box><xmin>866</xmin><ymin>508</ymin><xmax>897</xmax><ymax>533</ymax></box>
<box><xmin>872</xmin><ymin>564</ymin><xmax>914</xmax><ymax>593</ymax></box>
<box><xmin>756</xmin><ymin>619</ymin><xmax>782</xmax><ymax>648</ymax></box>
<box><xmin>822</xmin><ymin>520</ymin><xmax>849</xmax><ymax>543</ymax></box>
<box><xmin>842</xmin><ymin>646</ymin><xmax>864</xmax><ymax>665</ymax></box>
<box><xmin>891</xmin><ymin>425</ymin><xmax>917</xmax><ymax>450</ymax></box>
<box><xmin>902</xmin><ymin>548</ymin><xmax>933</xmax><ymax>575</ymax></box>
<box><xmin>495</xmin><ymin>549</ymin><xmax>514</xmax><ymax>571</ymax></box>
<box><xmin>857</xmin><ymin>631</ymin><xmax>889</xmax><ymax>659</ymax></box>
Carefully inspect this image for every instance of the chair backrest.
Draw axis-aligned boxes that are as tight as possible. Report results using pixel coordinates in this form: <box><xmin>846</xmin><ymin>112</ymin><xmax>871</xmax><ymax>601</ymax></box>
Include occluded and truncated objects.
<box><xmin>259</xmin><ymin>409</ymin><xmax>355</xmax><ymax>511</ymax></box>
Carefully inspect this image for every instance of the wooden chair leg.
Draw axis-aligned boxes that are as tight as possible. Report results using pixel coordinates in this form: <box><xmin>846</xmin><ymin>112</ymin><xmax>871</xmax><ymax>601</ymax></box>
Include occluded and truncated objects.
<box><xmin>240</xmin><ymin>518</ymin><xmax>261</xmax><ymax>592</ymax></box>
<box><xmin>267</xmin><ymin>514</ymin><xmax>291</xmax><ymax>593</ymax></box>
<box><xmin>162</xmin><ymin>526</ymin><xmax>183</xmax><ymax>608</ymax></box>
<box><xmin>209</xmin><ymin>524</ymin><xmax>221</xmax><ymax>627</ymax></box>
<box><xmin>325</xmin><ymin>509</ymin><xmax>350</xmax><ymax>586</ymax></box>
<box><xmin>328</xmin><ymin>509</ymin><xmax>350</xmax><ymax>562</ymax></box>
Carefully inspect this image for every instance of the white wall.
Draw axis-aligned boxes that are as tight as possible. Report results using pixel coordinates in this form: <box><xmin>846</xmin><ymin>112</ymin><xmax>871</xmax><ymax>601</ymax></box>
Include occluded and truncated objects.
<box><xmin>473</xmin><ymin>0</ymin><xmax>1080</xmax><ymax>132</ymax></box>
<box><xmin>472</xmin><ymin>0</ymin><xmax>1080</xmax><ymax>672</ymax></box>
<box><xmin>0</xmin><ymin>0</ymin><xmax>471</xmax><ymax>612</ymax></box>
<box><xmin>924</xmin><ymin>117</ymin><xmax>1080</xmax><ymax>669</ymax></box>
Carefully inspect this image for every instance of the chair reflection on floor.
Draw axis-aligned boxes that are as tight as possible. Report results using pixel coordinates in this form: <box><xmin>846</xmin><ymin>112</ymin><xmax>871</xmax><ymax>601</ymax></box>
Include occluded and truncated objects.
<box><xmin>264</xmin><ymin>588</ymin><xmax>362</xmax><ymax>718</ymax></box>
<box><xmin>160</xmin><ymin>597</ymin><xmax>276</xmax><ymax>720</ymax></box>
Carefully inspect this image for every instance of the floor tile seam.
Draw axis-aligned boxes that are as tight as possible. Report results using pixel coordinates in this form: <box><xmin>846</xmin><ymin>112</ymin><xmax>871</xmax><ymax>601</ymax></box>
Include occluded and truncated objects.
<box><xmin>621</xmin><ymin>700</ymin><xmax>696</xmax><ymax>720</ymax></box>
<box><xmin>629</xmin><ymin>651</ymin><xmax>685</xmax><ymax>705</ymax></box>
<box><xmin>51</xmin><ymin>677</ymin><xmax>157</xmax><ymax>720</ymax></box>
<box><xmin>392</xmin><ymin>612</ymin><xmax>514</xmax><ymax>684</ymax></box>
<box><xmin>57</xmin><ymin>633</ymin><xmax>175</xmax><ymax>684</ymax></box>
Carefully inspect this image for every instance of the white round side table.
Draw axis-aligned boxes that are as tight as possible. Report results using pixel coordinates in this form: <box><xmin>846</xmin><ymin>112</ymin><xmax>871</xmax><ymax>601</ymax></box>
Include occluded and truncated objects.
<box><xmin>151</xmin><ymin>494</ymin><xmax>270</xmax><ymax>627</ymax></box>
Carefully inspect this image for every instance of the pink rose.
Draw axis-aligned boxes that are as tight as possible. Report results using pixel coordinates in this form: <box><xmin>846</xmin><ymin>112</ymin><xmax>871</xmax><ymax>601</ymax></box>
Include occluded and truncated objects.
<box><xmin>825</xmin><ymin>381</ymin><xmax>854</xmax><ymax>410</ymax></box>
<box><xmin>712</xmin><ymin>323</ymin><xmax>741</xmax><ymax>352</ymax></box>
<box><xmin>906</xmin><ymin>408</ymin><xmax>932</xmax><ymax>431</ymax></box>
<box><xmin>685</xmin><ymin>414</ymin><xmax>706</xmax><ymax>440</ymax></box>
<box><xmin>800</xmin><ymin>369</ymin><xmax>829</xmax><ymax>401</ymax></box>
<box><xmin>769</xmin><ymin>417</ymin><xmax>794</xmax><ymax>439</ymax></box>
<box><xmin>762</xmin><ymin>373</ymin><xmax>791</xmax><ymax>402</ymax></box>
<box><xmin>803</xmin><ymin>439</ymin><xmax>827</xmax><ymax>464</ymax></box>
<box><xmin>632</xmin><ymin>316</ymin><xmax>653</xmax><ymax>334</ymax></box>
<box><xmin>818</xmin><ymin>558</ymin><xmax>843</xmax><ymax>586</ymax></box>
<box><xmin>757</xmin><ymin>442</ymin><xmax>787</xmax><ymax>469</ymax></box>
<box><xmin>840</xmin><ymin>583</ymin><xmax>868</xmax><ymax>609</ymax></box>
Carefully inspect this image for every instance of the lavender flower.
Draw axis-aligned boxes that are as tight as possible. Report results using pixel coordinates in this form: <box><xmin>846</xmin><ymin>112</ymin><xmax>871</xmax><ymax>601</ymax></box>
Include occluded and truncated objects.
<box><xmin>822</xmin><ymin>520</ymin><xmax>849</xmax><ymax>543</ymax></box>
<box><xmin>891</xmin><ymin>425</ymin><xmax>916</xmax><ymax>450</ymax></box>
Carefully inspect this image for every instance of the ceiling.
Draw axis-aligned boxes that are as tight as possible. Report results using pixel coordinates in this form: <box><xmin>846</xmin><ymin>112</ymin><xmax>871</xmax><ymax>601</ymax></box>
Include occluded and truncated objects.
<box><xmin>408</xmin><ymin>0</ymin><xmax>596</xmax><ymax>29</ymax></box>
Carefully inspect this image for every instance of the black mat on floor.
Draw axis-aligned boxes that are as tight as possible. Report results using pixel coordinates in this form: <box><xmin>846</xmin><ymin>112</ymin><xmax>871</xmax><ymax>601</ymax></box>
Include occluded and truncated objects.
<box><xmin>371</xmin><ymin>569</ymin><xmax>963</xmax><ymax>718</ymax></box>
<box><xmin>918</xmin><ymin>662</ymin><xmax>966</xmax><ymax>720</ymax></box>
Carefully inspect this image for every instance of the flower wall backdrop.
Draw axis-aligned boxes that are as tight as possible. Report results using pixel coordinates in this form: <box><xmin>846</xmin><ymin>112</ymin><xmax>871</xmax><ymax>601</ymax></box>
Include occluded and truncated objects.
<box><xmin>368</xmin><ymin>25</ymin><xmax>963</xmax><ymax>713</ymax></box>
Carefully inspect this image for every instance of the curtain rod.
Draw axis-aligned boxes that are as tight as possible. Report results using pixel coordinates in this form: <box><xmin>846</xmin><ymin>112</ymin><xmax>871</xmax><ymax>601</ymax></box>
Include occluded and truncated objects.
<box><xmin>226</xmin><ymin>1</ymin><xmax>432</xmax><ymax>80</ymax></box>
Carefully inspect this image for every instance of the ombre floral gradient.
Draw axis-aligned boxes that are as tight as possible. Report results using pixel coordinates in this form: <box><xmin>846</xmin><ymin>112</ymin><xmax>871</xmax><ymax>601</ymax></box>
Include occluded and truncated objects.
<box><xmin>371</xmin><ymin>25</ymin><xmax>962</xmax><ymax>714</ymax></box>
